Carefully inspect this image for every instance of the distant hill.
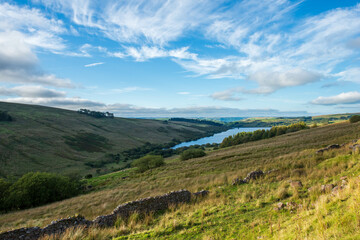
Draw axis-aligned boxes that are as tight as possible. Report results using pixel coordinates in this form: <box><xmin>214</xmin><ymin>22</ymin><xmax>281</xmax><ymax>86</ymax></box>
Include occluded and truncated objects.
<box><xmin>2</xmin><ymin>115</ymin><xmax>360</xmax><ymax>239</ymax></box>
<box><xmin>0</xmin><ymin>102</ymin><xmax>226</xmax><ymax>178</ymax></box>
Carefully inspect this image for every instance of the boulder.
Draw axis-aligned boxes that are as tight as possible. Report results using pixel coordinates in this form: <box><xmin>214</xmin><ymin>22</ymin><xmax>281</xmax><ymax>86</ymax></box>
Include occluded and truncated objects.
<box><xmin>243</xmin><ymin>170</ymin><xmax>264</xmax><ymax>182</ymax></box>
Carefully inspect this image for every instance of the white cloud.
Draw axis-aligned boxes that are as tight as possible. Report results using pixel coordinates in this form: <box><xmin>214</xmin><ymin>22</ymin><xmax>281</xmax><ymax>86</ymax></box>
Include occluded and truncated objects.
<box><xmin>211</xmin><ymin>88</ymin><xmax>243</xmax><ymax>101</ymax></box>
<box><xmin>247</xmin><ymin>68</ymin><xmax>322</xmax><ymax>94</ymax></box>
<box><xmin>0</xmin><ymin>3</ymin><xmax>66</xmax><ymax>51</ymax></box>
<box><xmin>0</xmin><ymin>85</ymin><xmax>65</xmax><ymax>98</ymax></box>
<box><xmin>109</xmin><ymin>46</ymin><xmax>197</xmax><ymax>62</ymax></box>
<box><xmin>112</xmin><ymin>87</ymin><xmax>152</xmax><ymax>94</ymax></box>
<box><xmin>0</xmin><ymin>70</ymin><xmax>73</xmax><ymax>88</ymax></box>
<box><xmin>176</xmin><ymin>3</ymin><xmax>360</xmax><ymax>93</ymax></box>
<box><xmin>335</xmin><ymin>68</ymin><xmax>360</xmax><ymax>83</ymax></box>
<box><xmin>102</xmin><ymin>104</ymin><xmax>308</xmax><ymax>118</ymax></box>
<box><xmin>0</xmin><ymin>31</ymin><xmax>37</xmax><ymax>70</ymax></box>
<box><xmin>33</xmin><ymin>0</ymin><xmax>219</xmax><ymax>45</ymax></box>
<box><xmin>3</xmin><ymin>97</ymin><xmax>105</xmax><ymax>109</ymax></box>
<box><xmin>0</xmin><ymin>3</ymin><xmax>73</xmax><ymax>88</ymax></box>
<box><xmin>84</xmin><ymin>62</ymin><xmax>104</xmax><ymax>68</ymax></box>
<box><xmin>177</xmin><ymin>92</ymin><xmax>190</xmax><ymax>95</ymax></box>
<box><xmin>311</xmin><ymin>91</ymin><xmax>360</xmax><ymax>105</ymax></box>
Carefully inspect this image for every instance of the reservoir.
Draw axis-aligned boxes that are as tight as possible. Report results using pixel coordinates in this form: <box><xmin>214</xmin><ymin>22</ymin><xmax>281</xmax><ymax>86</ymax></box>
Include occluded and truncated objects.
<box><xmin>173</xmin><ymin>127</ymin><xmax>271</xmax><ymax>149</ymax></box>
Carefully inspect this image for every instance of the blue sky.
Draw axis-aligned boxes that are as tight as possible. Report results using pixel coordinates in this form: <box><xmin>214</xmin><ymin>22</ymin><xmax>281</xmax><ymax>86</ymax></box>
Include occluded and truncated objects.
<box><xmin>0</xmin><ymin>0</ymin><xmax>360</xmax><ymax>117</ymax></box>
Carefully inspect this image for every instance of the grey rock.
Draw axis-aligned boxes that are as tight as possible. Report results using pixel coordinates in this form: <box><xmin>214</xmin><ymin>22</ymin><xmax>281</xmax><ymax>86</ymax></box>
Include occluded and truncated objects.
<box><xmin>193</xmin><ymin>190</ymin><xmax>209</xmax><ymax>198</ymax></box>
<box><xmin>232</xmin><ymin>178</ymin><xmax>247</xmax><ymax>185</ymax></box>
<box><xmin>243</xmin><ymin>170</ymin><xmax>264</xmax><ymax>182</ymax></box>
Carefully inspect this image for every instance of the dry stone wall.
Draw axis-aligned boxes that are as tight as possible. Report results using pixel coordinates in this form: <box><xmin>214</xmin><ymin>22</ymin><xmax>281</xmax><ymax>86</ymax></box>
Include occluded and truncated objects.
<box><xmin>0</xmin><ymin>189</ymin><xmax>194</xmax><ymax>240</ymax></box>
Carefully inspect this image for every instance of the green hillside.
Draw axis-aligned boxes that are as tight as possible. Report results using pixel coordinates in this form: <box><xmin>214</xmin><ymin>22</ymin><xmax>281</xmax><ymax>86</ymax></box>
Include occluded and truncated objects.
<box><xmin>0</xmin><ymin>102</ymin><xmax>225</xmax><ymax>179</ymax></box>
<box><xmin>1</xmin><ymin>119</ymin><xmax>360</xmax><ymax>239</ymax></box>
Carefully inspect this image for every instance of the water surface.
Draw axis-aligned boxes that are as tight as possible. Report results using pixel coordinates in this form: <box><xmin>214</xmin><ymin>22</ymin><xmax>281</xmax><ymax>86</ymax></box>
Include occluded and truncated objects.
<box><xmin>173</xmin><ymin>127</ymin><xmax>270</xmax><ymax>149</ymax></box>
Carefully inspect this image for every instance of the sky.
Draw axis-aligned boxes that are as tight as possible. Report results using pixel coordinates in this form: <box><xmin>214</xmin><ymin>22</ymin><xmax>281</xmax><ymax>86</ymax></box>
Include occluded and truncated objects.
<box><xmin>0</xmin><ymin>0</ymin><xmax>360</xmax><ymax>117</ymax></box>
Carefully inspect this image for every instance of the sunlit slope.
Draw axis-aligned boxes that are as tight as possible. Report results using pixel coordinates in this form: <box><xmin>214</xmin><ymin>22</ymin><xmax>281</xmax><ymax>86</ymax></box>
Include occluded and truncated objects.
<box><xmin>1</xmin><ymin>120</ymin><xmax>359</xmax><ymax>238</ymax></box>
<box><xmin>0</xmin><ymin>102</ymin><xmax>221</xmax><ymax>178</ymax></box>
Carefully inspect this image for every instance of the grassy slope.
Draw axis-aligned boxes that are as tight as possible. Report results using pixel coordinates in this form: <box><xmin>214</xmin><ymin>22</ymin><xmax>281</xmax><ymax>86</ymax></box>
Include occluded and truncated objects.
<box><xmin>1</xmin><ymin>121</ymin><xmax>360</xmax><ymax>239</ymax></box>
<box><xmin>0</xmin><ymin>102</ymin><xmax>223</xmax><ymax>178</ymax></box>
<box><xmin>237</xmin><ymin>113</ymin><xmax>358</xmax><ymax>127</ymax></box>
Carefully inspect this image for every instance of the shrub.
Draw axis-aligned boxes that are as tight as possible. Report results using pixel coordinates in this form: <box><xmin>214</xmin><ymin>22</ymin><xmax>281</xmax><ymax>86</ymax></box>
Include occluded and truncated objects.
<box><xmin>0</xmin><ymin>178</ymin><xmax>11</xmax><ymax>211</ymax></box>
<box><xmin>85</xmin><ymin>174</ymin><xmax>93</xmax><ymax>179</ymax></box>
<box><xmin>0</xmin><ymin>111</ymin><xmax>12</xmax><ymax>121</ymax></box>
<box><xmin>349</xmin><ymin>115</ymin><xmax>360</xmax><ymax>123</ymax></box>
<box><xmin>131</xmin><ymin>155</ymin><xmax>164</xmax><ymax>173</ymax></box>
<box><xmin>180</xmin><ymin>148</ymin><xmax>206</xmax><ymax>161</ymax></box>
<box><xmin>5</xmin><ymin>172</ymin><xmax>80</xmax><ymax>210</ymax></box>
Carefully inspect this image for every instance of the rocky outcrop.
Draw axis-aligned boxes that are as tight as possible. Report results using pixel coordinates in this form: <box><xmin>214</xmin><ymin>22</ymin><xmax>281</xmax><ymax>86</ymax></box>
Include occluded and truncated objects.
<box><xmin>244</xmin><ymin>170</ymin><xmax>264</xmax><ymax>182</ymax></box>
<box><xmin>0</xmin><ymin>189</ymin><xmax>193</xmax><ymax>239</ymax></box>
<box><xmin>316</xmin><ymin>144</ymin><xmax>341</xmax><ymax>154</ymax></box>
<box><xmin>232</xmin><ymin>170</ymin><xmax>264</xmax><ymax>185</ymax></box>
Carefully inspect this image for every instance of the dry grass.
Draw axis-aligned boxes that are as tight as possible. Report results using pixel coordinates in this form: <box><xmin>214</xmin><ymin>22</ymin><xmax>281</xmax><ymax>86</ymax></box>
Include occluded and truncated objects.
<box><xmin>1</xmin><ymin>121</ymin><xmax>360</xmax><ymax>239</ymax></box>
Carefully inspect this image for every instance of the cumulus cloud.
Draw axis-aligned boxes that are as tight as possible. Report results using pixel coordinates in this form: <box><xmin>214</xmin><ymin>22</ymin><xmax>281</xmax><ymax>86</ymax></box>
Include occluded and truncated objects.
<box><xmin>0</xmin><ymin>3</ymin><xmax>73</xmax><ymax>88</ymax></box>
<box><xmin>0</xmin><ymin>31</ymin><xmax>37</xmax><ymax>70</ymax></box>
<box><xmin>247</xmin><ymin>69</ymin><xmax>322</xmax><ymax>94</ymax></box>
<box><xmin>311</xmin><ymin>91</ymin><xmax>360</xmax><ymax>105</ymax></box>
<box><xmin>84</xmin><ymin>62</ymin><xmax>104</xmax><ymax>67</ymax></box>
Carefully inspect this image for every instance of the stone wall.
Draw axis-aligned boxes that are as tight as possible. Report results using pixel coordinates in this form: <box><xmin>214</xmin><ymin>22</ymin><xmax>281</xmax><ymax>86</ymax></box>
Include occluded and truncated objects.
<box><xmin>0</xmin><ymin>189</ymin><xmax>193</xmax><ymax>240</ymax></box>
<box><xmin>95</xmin><ymin>189</ymin><xmax>191</xmax><ymax>228</ymax></box>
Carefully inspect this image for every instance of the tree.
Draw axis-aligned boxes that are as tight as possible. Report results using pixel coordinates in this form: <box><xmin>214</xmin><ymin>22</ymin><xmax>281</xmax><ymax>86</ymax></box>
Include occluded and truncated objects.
<box><xmin>350</xmin><ymin>115</ymin><xmax>360</xmax><ymax>123</ymax></box>
<box><xmin>0</xmin><ymin>178</ymin><xmax>11</xmax><ymax>211</ymax></box>
<box><xmin>131</xmin><ymin>155</ymin><xmax>164</xmax><ymax>173</ymax></box>
<box><xmin>180</xmin><ymin>148</ymin><xmax>206</xmax><ymax>161</ymax></box>
<box><xmin>5</xmin><ymin>172</ymin><xmax>79</xmax><ymax>210</ymax></box>
<box><xmin>0</xmin><ymin>111</ymin><xmax>12</xmax><ymax>121</ymax></box>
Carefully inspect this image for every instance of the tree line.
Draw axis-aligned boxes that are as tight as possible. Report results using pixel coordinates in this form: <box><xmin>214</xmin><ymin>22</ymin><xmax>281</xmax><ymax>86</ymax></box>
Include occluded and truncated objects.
<box><xmin>169</xmin><ymin>118</ymin><xmax>224</xmax><ymax>126</ymax></box>
<box><xmin>220</xmin><ymin>122</ymin><xmax>309</xmax><ymax>148</ymax></box>
<box><xmin>77</xmin><ymin>109</ymin><xmax>114</xmax><ymax>118</ymax></box>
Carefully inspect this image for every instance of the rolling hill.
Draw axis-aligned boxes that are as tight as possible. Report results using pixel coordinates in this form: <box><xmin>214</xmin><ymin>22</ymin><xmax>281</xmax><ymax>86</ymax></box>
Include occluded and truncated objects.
<box><xmin>1</xmin><ymin>118</ymin><xmax>360</xmax><ymax>239</ymax></box>
<box><xmin>0</xmin><ymin>102</ymin><xmax>226</xmax><ymax>178</ymax></box>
